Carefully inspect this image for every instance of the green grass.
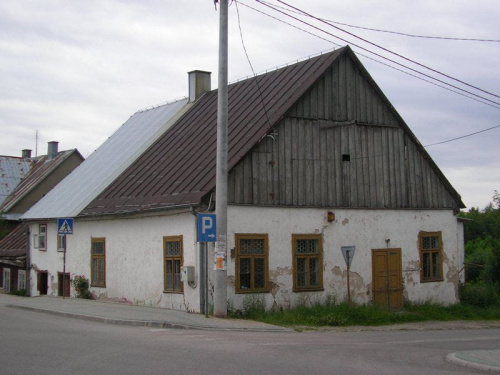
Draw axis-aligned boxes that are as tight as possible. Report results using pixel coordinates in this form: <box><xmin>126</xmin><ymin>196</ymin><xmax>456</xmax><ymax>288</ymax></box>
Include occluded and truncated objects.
<box><xmin>228</xmin><ymin>294</ymin><xmax>500</xmax><ymax>328</ymax></box>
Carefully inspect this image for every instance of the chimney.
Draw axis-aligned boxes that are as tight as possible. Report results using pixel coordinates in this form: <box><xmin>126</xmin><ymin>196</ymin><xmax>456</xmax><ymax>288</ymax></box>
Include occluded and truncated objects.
<box><xmin>22</xmin><ymin>149</ymin><xmax>32</xmax><ymax>159</ymax></box>
<box><xmin>188</xmin><ymin>70</ymin><xmax>211</xmax><ymax>103</ymax></box>
<box><xmin>47</xmin><ymin>141</ymin><xmax>59</xmax><ymax>160</ymax></box>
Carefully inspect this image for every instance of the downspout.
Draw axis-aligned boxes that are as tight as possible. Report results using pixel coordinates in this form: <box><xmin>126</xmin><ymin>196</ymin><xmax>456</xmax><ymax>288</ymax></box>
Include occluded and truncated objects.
<box><xmin>25</xmin><ymin>224</ymin><xmax>31</xmax><ymax>297</ymax></box>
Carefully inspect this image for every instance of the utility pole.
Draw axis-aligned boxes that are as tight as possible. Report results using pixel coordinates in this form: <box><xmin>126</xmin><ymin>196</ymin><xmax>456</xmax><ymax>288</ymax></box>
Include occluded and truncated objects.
<box><xmin>214</xmin><ymin>0</ymin><xmax>229</xmax><ymax>318</ymax></box>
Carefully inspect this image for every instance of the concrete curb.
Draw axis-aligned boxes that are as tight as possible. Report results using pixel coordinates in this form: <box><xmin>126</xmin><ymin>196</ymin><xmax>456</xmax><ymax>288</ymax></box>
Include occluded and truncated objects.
<box><xmin>446</xmin><ymin>352</ymin><xmax>500</xmax><ymax>373</ymax></box>
<box><xmin>6</xmin><ymin>304</ymin><xmax>291</xmax><ymax>332</ymax></box>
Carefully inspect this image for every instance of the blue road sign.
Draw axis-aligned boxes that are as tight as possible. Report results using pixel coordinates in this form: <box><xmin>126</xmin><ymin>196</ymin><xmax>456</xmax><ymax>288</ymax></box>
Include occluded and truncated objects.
<box><xmin>197</xmin><ymin>214</ymin><xmax>216</xmax><ymax>242</ymax></box>
<box><xmin>57</xmin><ymin>218</ymin><xmax>74</xmax><ymax>235</ymax></box>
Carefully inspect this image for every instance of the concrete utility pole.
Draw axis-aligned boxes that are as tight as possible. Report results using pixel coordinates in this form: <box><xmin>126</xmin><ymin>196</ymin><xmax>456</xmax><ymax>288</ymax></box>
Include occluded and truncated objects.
<box><xmin>214</xmin><ymin>0</ymin><xmax>229</xmax><ymax>318</ymax></box>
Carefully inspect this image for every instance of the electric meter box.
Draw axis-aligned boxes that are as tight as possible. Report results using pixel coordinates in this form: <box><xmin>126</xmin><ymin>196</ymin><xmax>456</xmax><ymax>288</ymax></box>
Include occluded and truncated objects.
<box><xmin>180</xmin><ymin>266</ymin><xmax>195</xmax><ymax>283</ymax></box>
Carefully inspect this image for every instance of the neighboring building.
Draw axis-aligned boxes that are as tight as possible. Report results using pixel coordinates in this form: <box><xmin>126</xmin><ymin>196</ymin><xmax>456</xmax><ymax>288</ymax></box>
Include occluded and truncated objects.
<box><xmin>23</xmin><ymin>46</ymin><xmax>465</xmax><ymax>312</ymax></box>
<box><xmin>0</xmin><ymin>143</ymin><xmax>84</xmax><ymax>293</ymax></box>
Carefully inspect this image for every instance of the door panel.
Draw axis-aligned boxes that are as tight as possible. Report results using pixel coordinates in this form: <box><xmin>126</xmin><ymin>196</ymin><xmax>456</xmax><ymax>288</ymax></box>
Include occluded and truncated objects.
<box><xmin>372</xmin><ymin>249</ymin><xmax>403</xmax><ymax>309</ymax></box>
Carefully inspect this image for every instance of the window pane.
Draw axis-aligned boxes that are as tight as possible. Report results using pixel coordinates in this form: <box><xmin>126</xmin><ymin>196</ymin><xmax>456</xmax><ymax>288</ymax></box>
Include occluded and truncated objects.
<box><xmin>239</xmin><ymin>258</ymin><xmax>251</xmax><ymax>289</ymax></box>
<box><xmin>254</xmin><ymin>258</ymin><xmax>265</xmax><ymax>289</ymax></box>
<box><xmin>165</xmin><ymin>241</ymin><xmax>181</xmax><ymax>256</ymax></box>
<box><xmin>432</xmin><ymin>252</ymin><xmax>440</xmax><ymax>278</ymax></box>
<box><xmin>92</xmin><ymin>259</ymin><xmax>98</xmax><ymax>282</ymax></box>
<box><xmin>309</xmin><ymin>258</ymin><xmax>319</xmax><ymax>286</ymax></box>
<box><xmin>240</xmin><ymin>239</ymin><xmax>264</xmax><ymax>255</ymax></box>
<box><xmin>423</xmin><ymin>236</ymin><xmax>439</xmax><ymax>250</ymax></box>
<box><xmin>297</xmin><ymin>258</ymin><xmax>307</xmax><ymax>287</ymax></box>
<box><xmin>297</xmin><ymin>239</ymin><xmax>319</xmax><ymax>254</ymax></box>
<box><xmin>98</xmin><ymin>259</ymin><xmax>104</xmax><ymax>283</ymax></box>
<box><xmin>166</xmin><ymin>260</ymin><xmax>173</xmax><ymax>290</ymax></box>
<box><xmin>423</xmin><ymin>252</ymin><xmax>430</xmax><ymax>278</ymax></box>
<box><xmin>92</xmin><ymin>242</ymin><xmax>104</xmax><ymax>255</ymax></box>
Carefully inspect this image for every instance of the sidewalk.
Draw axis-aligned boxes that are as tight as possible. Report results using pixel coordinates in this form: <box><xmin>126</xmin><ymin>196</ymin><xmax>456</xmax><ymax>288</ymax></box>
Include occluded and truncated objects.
<box><xmin>447</xmin><ymin>350</ymin><xmax>500</xmax><ymax>373</ymax></box>
<box><xmin>0</xmin><ymin>294</ymin><xmax>289</xmax><ymax>332</ymax></box>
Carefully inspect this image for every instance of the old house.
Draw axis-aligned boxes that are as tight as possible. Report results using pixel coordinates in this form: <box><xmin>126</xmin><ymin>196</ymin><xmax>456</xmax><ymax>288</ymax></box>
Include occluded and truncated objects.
<box><xmin>0</xmin><ymin>143</ymin><xmax>83</xmax><ymax>292</ymax></box>
<box><xmin>23</xmin><ymin>46</ymin><xmax>465</xmax><ymax>311</ymax></box>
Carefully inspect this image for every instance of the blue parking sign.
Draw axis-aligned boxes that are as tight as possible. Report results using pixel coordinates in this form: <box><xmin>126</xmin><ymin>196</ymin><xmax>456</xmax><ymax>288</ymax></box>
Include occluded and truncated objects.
<box><xmin>197</xmin><ymin>214</ymin><xmax>216</xmax><ymax>242</ymax></box>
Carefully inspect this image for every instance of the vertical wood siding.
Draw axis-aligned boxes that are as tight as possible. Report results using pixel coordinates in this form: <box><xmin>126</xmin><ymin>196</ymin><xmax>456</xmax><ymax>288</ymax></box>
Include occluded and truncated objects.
<box><xmin>227</xmin><ymin>55</ymin><xmax>459</xmax><ymax>210</ymax></box>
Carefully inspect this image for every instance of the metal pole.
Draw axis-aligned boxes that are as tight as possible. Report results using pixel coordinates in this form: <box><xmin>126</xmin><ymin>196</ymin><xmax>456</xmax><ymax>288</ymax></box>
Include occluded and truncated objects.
<box><xmin>346</xmin><ymin>250</ymin><xmax>351</xmax><ymax>305</ymax></box>
<box><xmin>63</xmin><ymin>234</ymin><xmax>66</xmax><ymax>299</ymax></box>
<box><xmin>214</xmin><ymin>0</ymin><xmax>228</xmax><ymax>318</ymax></box>
<box><xmin>205</xmin><ymin>243</ymin><xmax>209</xmax><ymax>318</ymax></box>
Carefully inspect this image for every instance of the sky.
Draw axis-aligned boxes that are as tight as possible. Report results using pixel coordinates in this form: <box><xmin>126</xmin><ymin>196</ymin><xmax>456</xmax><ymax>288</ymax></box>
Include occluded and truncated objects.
<box><xmin>0</xmin><ymin>0</ymin><xmax>498</xmax><ymax>210</ymax></box>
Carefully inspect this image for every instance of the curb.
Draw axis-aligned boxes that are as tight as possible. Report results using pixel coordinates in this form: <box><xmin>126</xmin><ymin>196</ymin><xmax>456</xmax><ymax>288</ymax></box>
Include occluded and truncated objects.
<box><xmin>6</xmin><ymin>304</ymin><xmax>291</xmax><ymax>332</ymax></box>
<box><xmin>446</xmin><ymin>352</ymin><xmax>500</xmax><ymax>373</ymax></box>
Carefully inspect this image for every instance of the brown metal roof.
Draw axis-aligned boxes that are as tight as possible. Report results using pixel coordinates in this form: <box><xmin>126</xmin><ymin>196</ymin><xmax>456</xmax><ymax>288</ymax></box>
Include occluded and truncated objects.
<box><xmin>0</xmin><ymin>149</ymin><xmax>83</xmax><ymax>214</ymax></box>
<box><xmin>0</xmin><ymin>223</ymin><xmax>28</xmax><ymax>257</ymax></box>
<box><xmin>80</xmin><ymin>48</ymin><xmax>347</xmax><ymax>216</ymax></box>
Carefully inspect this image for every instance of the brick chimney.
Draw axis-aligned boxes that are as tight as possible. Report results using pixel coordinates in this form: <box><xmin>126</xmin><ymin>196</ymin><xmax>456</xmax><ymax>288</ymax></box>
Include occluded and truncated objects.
<box><xmin>188</xmin><ymin>70</ymin><xmax>211</xmax><ymax>103</ymax></box>
<box><xmin>47</xmin><ymin>141</ymin><xmax>59</xmax><ymax>160</ymax></box>
<box><xmin>22</xmin><ymin>149</ymin><xmax>32</xmax><ymax>159</ymax></box>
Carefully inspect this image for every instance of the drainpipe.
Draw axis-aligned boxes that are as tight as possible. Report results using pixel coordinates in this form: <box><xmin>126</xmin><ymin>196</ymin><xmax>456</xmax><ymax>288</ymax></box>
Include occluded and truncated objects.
<box><xmin>25</xmin><ymin>224</ymin><xmax>31</xmax><ymax>297</ymax></box>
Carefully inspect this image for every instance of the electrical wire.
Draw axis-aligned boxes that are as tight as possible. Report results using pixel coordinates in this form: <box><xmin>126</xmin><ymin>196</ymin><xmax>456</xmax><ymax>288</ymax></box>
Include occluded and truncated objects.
<box><xmin>272</xmin><ymin>0</ymin><xmax>500</xmax><ymax>100</ymax></box>
<box><xmin>251</xmin><ymin>0</ymin><xmax>500</xmax><ymax>107</ymax></box>
<box><xmin>258</xmin><ymin>0</ymin><xmax>500</xmax><ymax>43</ymax></box>
<box><xmin>424</xmin><ymin>124</ymin><xmax>500</xmax><ymax>147</ymax></box>
<box><xmin>237</xmin><ymin>0</ymin><xmax>500</xmax><ymax>110</ymax></box>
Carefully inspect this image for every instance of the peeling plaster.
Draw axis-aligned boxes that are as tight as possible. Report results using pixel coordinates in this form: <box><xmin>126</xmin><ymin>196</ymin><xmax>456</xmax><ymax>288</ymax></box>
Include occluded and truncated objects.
<box><xmin>342</xmin><ymin>218</ymin><xmax>349</xmax><ymax>226</ymax></box>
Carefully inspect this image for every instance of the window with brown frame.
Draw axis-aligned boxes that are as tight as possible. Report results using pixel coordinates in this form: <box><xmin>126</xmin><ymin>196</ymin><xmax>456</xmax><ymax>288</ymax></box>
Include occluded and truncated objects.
<box><xmin>235</xmin><ymin>234</ymin><xmax>269</xmax><ymax>293</ymax></box>
<box><xmin>163</xmin><ymin>236</ymin><xmax>183</xmax><ymax>293</ymax></box>
<box><xmin>36</xmin><ymin>224</ymin><xmax>47</xmax><ymax>250</ymax></box>
<box><xmin>90</xmin><ymin>238</ymin><xmax>106</xmax><ymax>287</ymax></box>
<box><xmin>419</xmin><ymin>231</ymin><xmax>443</xmax><ymax>282</ymax></box>
<box><xmin>293</xmin><ymin>234</ymin><xmax>323</xmax><ymax>291</ymax></box>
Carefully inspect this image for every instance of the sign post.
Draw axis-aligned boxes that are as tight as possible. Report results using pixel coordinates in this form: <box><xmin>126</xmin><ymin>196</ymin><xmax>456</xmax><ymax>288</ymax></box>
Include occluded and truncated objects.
<box><xmin>58</xmin><ymin>218</ymin><xmax>74</xmax><ymax>299</ymax></box>
<box><xmin>341</xmin><ymin>246</ymin><xmax>355</xmax><ymax>305</ymax></box>
<box><xmin>197</xmin><ymin>214</ymin><xmax>216</xmax><ymax>317</ymax></box>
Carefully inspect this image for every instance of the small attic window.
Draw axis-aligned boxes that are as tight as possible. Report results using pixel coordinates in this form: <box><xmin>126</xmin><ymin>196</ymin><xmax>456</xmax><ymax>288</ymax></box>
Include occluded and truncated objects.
<box><xmin>342</xmin><ymin>154</ymin><xmax>350</xmax><ymax>162</ymax></box>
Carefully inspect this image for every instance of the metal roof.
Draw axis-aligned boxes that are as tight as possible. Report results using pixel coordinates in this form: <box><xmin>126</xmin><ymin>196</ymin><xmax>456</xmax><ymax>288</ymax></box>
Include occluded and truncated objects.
<box><xmin>0</xmin><ymin>150</ymin><xmax>82</xmax><ymax>215</ymax></box>
<box><xmin>0</xmin><ymin>156</ymin><xmax>34</xmax><ymax>208</ymax></box>
<box><xmin>22</xmin><ymin>99</ymin><xmax>189</xmax><ymax>220</ymax></box>
<box><xmin>80</xmin><ymin>48</ymin><xmax>346</xmax><ymax>216</ymax></box>
<box><xmin>0</xmin><ymin>223</ymin><xmax>28</xmax><ymax>257</ymax></box>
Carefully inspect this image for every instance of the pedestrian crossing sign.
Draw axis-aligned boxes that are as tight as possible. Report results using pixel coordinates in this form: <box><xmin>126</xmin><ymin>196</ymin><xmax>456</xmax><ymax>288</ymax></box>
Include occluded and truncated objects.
<box><xmin>57</xmin><ymin>218</ymin><xmax>74</xmax><ymax>235</ymax></box>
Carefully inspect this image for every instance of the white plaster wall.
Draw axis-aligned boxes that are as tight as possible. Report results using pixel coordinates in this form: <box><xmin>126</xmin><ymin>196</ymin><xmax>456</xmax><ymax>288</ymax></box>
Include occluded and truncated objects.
<box><xmin>28</xmin><ymin>207</ymin><xmax>464</xmax><ymax>313</ymax></box>
<box><xmin>225</xmin><ymin>207</ymin><xmax>464</xmax><ymax>310</ymax></box>
<box><xmin>29</xmin><ymin>212</ymin><xmax>201</xmax><ymax>311</ymax></box>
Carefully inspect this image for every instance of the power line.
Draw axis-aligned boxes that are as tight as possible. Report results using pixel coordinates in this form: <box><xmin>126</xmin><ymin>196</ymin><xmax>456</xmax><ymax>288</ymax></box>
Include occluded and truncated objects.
<box><xmin>237</xmin><ymin>0</ymin><xmax>500</xmax><ymax>110</ymax></box>
<box><xmin>424</xmin><ymin>124</ymin><xmax>500</xmax><ymax>147</ymax></box>
<box><xmin>258</xmin><ymin>1</ymin><xmax>500</xmax><ymax>43</ymax></box>
<box><xmin>273</xmin><ymin>0</ymin><xmax>500</xmax><ymax>101</ymax></box>
<box><xmin>252</xmin><ymin>0</ymin><xmax>500</xmax><ymax>107</ymax></box>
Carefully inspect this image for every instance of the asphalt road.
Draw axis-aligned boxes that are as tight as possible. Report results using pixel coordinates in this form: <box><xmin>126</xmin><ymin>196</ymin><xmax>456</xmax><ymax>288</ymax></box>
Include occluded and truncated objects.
<box><xmin>1</xmin><ymin>306</ymin><xmax>499</xmax><ymax>375</ymax></box>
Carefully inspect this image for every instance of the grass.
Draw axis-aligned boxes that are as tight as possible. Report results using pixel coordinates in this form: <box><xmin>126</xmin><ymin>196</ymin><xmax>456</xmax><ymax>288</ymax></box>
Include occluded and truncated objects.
<box><xmin>228</xmin><ymin>294</ymin><xmax>500</xmax><ymax>328</ymax></box>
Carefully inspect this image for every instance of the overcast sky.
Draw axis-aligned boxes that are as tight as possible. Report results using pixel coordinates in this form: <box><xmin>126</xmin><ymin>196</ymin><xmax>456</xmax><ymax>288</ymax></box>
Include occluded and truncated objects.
<box><xmin>1</xmin><ymin>0</ymin><xmax>498</xmax><ymax>209</ymax></box>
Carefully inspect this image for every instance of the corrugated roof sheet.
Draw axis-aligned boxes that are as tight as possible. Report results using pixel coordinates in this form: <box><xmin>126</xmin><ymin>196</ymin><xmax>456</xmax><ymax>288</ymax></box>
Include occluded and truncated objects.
<box><xmin>0</xmin><ymin>156</ymin><xmax>34</xmax><ymax>207</ymax></box>
<box><xmin>22</xmin><ymin>99</ymin><xmax>189</xmax><ymax>219</ymax></box>
<box><xmin>80</xmin><ymin>48</ymin><xmax>346</xmax><ymax>216</ymax></box>
<box><xmin>0</xmin><ymin>150</ymin><xmax>82</xmax><ymax>214</ymax></box>
<box><xmin>0</xmin><ymin>223</ymin><xmax>28</xmax><ymax>257</ymax></box>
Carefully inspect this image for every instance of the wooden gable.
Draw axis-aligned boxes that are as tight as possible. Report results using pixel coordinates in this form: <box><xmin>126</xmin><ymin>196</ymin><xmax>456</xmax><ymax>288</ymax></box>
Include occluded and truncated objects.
<box><xmin>228</xmin><ymin>51</ymin><xmax>464</xmax><ymax>210</ymax></box>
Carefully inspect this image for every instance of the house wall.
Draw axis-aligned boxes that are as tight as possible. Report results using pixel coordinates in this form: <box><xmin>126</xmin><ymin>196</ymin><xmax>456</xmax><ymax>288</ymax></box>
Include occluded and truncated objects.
<box><xmin>28</xmin><ymin>211</ymin><xmax>202</xmax><ymax>311</ymax></box>
<box><xmin>28</xmin><ymin>206</ymin><xmax>463</xmax><ymax>313</ymax></box>
<box><xmin>225</xmin><ymin>206</ymin><xmax>463</xmax><ymax>310</ymax></box>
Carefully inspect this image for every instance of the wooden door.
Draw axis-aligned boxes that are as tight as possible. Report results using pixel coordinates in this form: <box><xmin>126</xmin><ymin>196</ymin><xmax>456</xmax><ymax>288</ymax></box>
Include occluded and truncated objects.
<box><xmin>38</xmin><ymin>271</ymin><xmax>48</xmax><ymax>295</ymax></box>
<box><xmin>372</xmin><ymin>249</ymin><xmax>403</xmax><ymax>309</ymax></box>
<box><xmin>58</xmin><ymin>273</ymin><xmax>70</xmax><ymax>297</ymax></box>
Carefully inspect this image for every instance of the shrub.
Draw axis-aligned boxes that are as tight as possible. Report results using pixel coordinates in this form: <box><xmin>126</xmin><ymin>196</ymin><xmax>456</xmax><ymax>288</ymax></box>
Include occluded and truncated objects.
<box><xmin>9</xmin><ymin>289</ymin><xmax>27</xmax><ymax>296</ymax></box>
<box><xmin>459</xmin><ymin>282</ymin><xmax>500</xmax><ymax>308</ymax></box>
<box><xmin>71</xmin><ymin>275</ymin><xmax>92</xmax><ymax>299</ymax></box>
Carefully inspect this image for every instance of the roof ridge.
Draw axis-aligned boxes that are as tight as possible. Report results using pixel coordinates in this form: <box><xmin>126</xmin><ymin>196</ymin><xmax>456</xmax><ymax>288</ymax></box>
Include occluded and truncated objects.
<box><xmin>135</xmin><ymin>96</ymin><xmax>188</xmax><ymax>115</ymax></box>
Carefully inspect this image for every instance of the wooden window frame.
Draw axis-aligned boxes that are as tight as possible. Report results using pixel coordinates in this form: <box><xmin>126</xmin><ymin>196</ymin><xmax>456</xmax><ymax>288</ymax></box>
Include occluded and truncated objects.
<box><xmin>18</xmin><ymin>270</ymin><xmax>26</xmax><ymax>291</ymax></box>
<box><xmin>235</xmin><ymin>234</ymin><xmax>269</xmax><ymax>293</ymax></box>
<box><xmin>292</xmin><ymin>234</ymin><xmax>324</xmax><ymax>292</ymax></box>
<box><xmin>419</xmin><ymin>231</ymin><xmax>444</xmax><ymax>283</ymax></box>
<box><xmin>57</xmin><ymin>234</ymin><xmax>67</xmax><ymax>252</ymax></box>
<box><xmin>90</xmin><ymin>237</ymin><xmax>106</xmax><ymax>287</ymax></box>
<box><xmin>163</xmin><ymin>236</ymin><xmax>183</xmax><ymax>293</ymax></box>
<box><xmin>38</xmin><ymin>224</ymin><xmax>47</xmax><ymax>250</ymax></box>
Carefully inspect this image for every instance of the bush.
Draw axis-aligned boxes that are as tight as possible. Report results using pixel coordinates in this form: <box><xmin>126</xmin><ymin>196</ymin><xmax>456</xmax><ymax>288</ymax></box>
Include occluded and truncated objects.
<box><xmin>9</xmin><ymin>289</ymin><xmax>27</xmax><ymax>296</ymax></box>
<box><xmin>71</xmin><ymin>275</ymin><xmax>92</xmax><ymax>299</ymax></box>
<box><xmin>460</xmin><ymin>283</ymin><xmax>500</xmax><ymax>308</ymax></box>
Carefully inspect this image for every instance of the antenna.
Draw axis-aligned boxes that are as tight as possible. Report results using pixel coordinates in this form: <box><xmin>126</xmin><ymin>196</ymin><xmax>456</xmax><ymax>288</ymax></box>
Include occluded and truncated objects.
<box><xmin>35</xmin><ymin>130</ymin><xmax>39</xmax><ymax>157</ymax></box>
